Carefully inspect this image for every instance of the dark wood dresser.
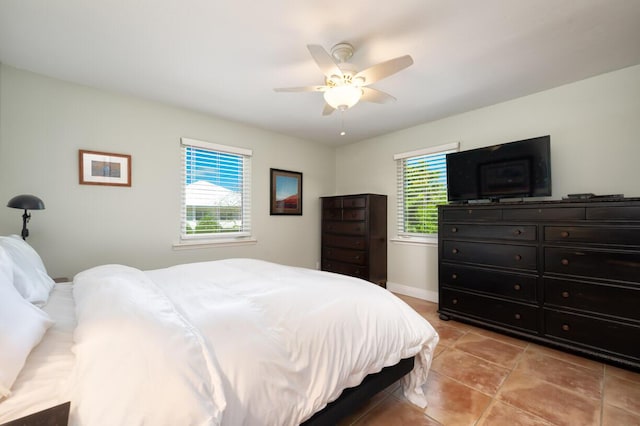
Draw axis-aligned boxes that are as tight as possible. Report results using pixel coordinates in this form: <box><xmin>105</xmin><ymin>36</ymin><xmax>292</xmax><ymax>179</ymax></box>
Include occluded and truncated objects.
<box><xmin>321</xmin><ymin>194</ymin><xmax>387</xmax><ymax>286</ymax></box>
<box><xmin>438</xmin><ymin>199</ymin><xmax>640</xmax><ymax>370</ymax></box>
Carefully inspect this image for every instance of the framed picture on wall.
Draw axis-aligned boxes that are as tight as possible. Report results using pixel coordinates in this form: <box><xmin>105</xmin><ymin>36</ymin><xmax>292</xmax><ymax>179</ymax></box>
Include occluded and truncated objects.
<box><xmin>79</xmin><ymin>150</ymin><xmax>132</xmax><ymax>187</ymax></box>
<box><xmin>270</xmin><ymin>168</ymin><xmax>302</xmax><ymax>215</ymax></box>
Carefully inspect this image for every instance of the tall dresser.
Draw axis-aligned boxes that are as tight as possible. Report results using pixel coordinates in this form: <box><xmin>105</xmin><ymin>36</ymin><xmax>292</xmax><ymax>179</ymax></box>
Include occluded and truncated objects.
<box><xmin>438</xmin><ymin>199</ymin><xmax>640</xmax><ymax>370</ymax></box>
<box><xmin>321</xmin><ymin>194</ymin><xmax>387</xmax><ymax>286</ymax></box>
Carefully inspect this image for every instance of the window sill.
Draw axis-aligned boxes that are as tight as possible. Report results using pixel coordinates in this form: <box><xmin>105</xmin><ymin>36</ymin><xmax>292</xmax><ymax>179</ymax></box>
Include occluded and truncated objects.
<box><xmin>390</xmin><ymin>236</ymin><xmax>438</xmax><ymax>246</ymax></box>
<box><xmin>172</xmin><ymin>237</ymin><xmax>257</xmax><ymax>250</ymax></box>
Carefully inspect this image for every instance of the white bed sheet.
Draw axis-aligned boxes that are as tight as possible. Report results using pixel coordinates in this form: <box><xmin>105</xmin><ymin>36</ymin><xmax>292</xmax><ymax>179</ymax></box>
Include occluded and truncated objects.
<box><xmin>0</xmin><ymin>260</ymin><xmax>439</xmax><ymax>425</ymax></box>
<box><xmin>68</xmin><ymin>259</ymin><xmax>439</xmax><ymax>426</ymax></box>
<box><xmin>0</xmin><ymin>283</ymin><xmax>76</xmax><ymax>423</ymax></box>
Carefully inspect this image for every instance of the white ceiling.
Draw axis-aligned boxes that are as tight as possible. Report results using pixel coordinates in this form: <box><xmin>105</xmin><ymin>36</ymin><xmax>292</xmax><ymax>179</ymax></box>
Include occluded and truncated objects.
<box><xmin>1</xmin><ymin>1</ymin><xmax>639</xmax><ymax>146</ymax></box>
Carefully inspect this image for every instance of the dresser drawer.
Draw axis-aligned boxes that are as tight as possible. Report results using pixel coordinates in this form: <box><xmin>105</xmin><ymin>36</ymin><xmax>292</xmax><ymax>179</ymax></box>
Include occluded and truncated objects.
<box><xmin>440</xmin><ymin>208</ymin><xmax>501</xmax><ymax>222</ymax></box>
<box><xmin>442</xmin><ymin>241</ymin><xmax>537</xmax><ymax>270</ymax></box>
<box><xmin>440</xmin><ymin>288</ymin><xmax>538</xmax><ymax>332</ymax></box>
<box><xmin>544</xmin><ymin>226</ymin><xmax>640</xmax><ymax>246</ymax></box>
<box><xmin>322</xmin><ymin>198</ymin><xmax>342</xmax><ymax>209</ymax></box>
<box><xmin>323</xmin><ymin>234</ymin><xmax>366</xmax><ymax>250</ymax></box>
<box><xmin>323</xmin><ymin>208</ymin><xmax>342</xmax><ymax>220</ymax></box>
<box><xmin>323</xmin><ymin>247</ymin><xmax>367</xmax><ymax>265</ymax></box>
<box><xmin>440</xmin><ymin>224</ymin><xmax>536</xmax><ymax>241</ymax></box>
<box><xmin>544</xmin><ymin>247</ymin><xmax>640</xmax><ymax>284</ymax></box>
<box><xmin>503</xmin><ymin>207</ymin><xmax>585</xmax><ymax>221</ymax></box>
<box><xmin>587</xmin><ymin>205</ymin><xmax>640</xmax><ymax>221</ymax></box>
<box><xmin>342</xmin><ymin>196</ymin><xmax>367</xmax><ymax>208</ymax></box>
<box><xmin>322</xmin><ymin>259</ymin><xmax>367</xmax><ymax>279</ymax></box>
<box><xmin>323</xmin><ymin>221</ymin><xmax>366</xmax><ymax>235</ymax></box>
<box><xmin>544</xmin><ymin>278</ymin><xmax>640</xmax><ymax>321</ymax></box>
<box><xmin>342</xmin><ymin>208</ymin><xmax>366</xmax><ymax>221</ymax></box>
<box><xmin>441</xmin><ymin>263</ymin><xmax>537</xmax><ymax>302</ymax></box>
<box><xmin>544</xmin><ymin>309</ymin><xmax>640</xmax><ymax>360</ymax></box>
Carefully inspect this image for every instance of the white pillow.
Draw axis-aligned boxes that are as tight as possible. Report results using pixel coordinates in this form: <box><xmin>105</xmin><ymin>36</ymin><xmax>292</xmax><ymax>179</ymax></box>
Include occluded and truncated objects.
<box><xmin>0</xmin><ymin>246</ymin><xmax>54</xmax><ymax>398</ymax></box>
<box><xmin>0</xmin><ymin>235</ymin><xmax>54</xmax><ymax>306</ymax></box>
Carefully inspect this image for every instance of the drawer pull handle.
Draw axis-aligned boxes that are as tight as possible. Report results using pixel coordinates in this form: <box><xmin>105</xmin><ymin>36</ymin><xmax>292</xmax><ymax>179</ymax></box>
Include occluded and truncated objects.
<box><xmin>514</xmin><ymin>229</ymin><xmax>522</xmax><ymax>236</ymax></box>
<box><xmin>452</xmin><ymin>298</ymin><xmax>458</xmax><ymax>305</ymax></box>
<box><xmin>515</xmin><ymin>254</ymin><xmax>522</xmax><ymax>261</ymax></box>
<box><xmin>560</xmin><ymin>231</ymin><xmax>570</xmax><ymax>238</ymax></box>
<box><xmin>452</xmin><ymin>273</ymin><xmax>458</xmax><ymax>280</ymax></box>
<box><xmin>562</xmin><ymin>291</ymin><xmax>570</xmax><ymax>298</ymax></box>
<box><xmin>451</xmin><ymin>227</ymin><xmax>458</xmax><ymax>233</ymax></box>
<box><xmin>514</xmin><ymin>313</ymin><xmax>521</xmax><ymax>320</ymax></box>
<box><xmin>452</xmin><ymin>248</ymin><xmax>459</xmax><ymax>254</ymax></box>
<box><xmin>562</xmin><ymin>324</ymin><xmax>570</xmax><ymax>332</ymax></box>
<box><xmin>354</xmin><ymin>255</ymin><xmax>360</xmax><ymax>260</ymax></box>
<box><xmin>561</xmin><ymin>259</ymin><xmax>569</xmax><ymax>266</ymax></box>
<box><xmin>514</xmin><ymin>284</ymin><xmax>521</xmax><ymax>291</ymax></box>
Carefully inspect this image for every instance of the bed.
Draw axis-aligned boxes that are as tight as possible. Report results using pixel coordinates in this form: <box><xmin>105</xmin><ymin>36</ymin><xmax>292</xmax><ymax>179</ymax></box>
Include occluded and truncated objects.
<box><xmin>0</xmin><ymin>237</ymin><xmax>439</xmax><ymax>425</ymax></box>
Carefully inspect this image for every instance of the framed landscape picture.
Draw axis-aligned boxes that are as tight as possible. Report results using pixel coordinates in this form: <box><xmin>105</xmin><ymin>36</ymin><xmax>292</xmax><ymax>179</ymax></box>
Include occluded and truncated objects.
<box><xmin>79</xmin><ymin>150</ymin><xmax>131</xmax><ymax>187</ymax></box>
<box><xmin>270</xmin><ymin>168</ymin><xmax>302</xmax><ymax>215</ymax></box>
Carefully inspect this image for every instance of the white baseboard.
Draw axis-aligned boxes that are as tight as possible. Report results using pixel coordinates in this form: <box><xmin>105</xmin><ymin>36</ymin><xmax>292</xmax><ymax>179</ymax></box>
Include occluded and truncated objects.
<box><xmin>386</xmin><ymin>281</ymin><xmax>438</xmax><ymax>303</ymax></box>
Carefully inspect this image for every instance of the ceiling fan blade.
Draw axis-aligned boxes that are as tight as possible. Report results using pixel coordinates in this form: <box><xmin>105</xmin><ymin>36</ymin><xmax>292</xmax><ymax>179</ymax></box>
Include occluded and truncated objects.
<box><xmin>361</xmin><ymin>87</ymin><xmax>397</xmax><ymax>104</ymax></box>
<box><xmin>354</xmin><ymin>55</ymin><xmax>413</xmax><ymax>85</ymax></box>
<box><xmin>274</xmin><ymin>85</ymin><xmax>326</xmax><ymax>92</ymax></box>
<box><xmin>307</xmin><ymin>44</ymin><xmax>343</xmax><ymax>80</ymax></box>
<box><xmin>322</xmin><ymin>103</ymin><xmax>335</xmax><ymax>116</ymax></box>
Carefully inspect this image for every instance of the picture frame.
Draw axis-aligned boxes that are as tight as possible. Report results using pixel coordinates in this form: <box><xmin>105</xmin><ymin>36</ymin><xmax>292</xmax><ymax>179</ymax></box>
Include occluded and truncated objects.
<box><xmin>270</xmin><ymin>168</ymin><xmax>302</xmax><ymax>215</ymax></box>
<box><xmin>79</xmin><ymin>150</ymin><xmax>131</xmax><ymax>187</ymax></box>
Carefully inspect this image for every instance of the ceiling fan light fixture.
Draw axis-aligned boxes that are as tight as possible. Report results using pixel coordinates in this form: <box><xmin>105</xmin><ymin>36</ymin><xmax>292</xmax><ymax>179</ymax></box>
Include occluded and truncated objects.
<box><xmin>323</xmin><ymin>85</ymin><xmax>362</xmax><ymax>110</ymax></box>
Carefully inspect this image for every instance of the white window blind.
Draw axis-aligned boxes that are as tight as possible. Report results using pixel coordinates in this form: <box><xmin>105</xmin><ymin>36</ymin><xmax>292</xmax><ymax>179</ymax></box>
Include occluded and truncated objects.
<box><xmin>180</xmin><ymin>138</ymin><xmax>252</xmax><ymax>240</ymax></box>
<box><xmin>395</xmin><ymin>142</ymin><xmax>459</xmax><ymax>237</ymax></box>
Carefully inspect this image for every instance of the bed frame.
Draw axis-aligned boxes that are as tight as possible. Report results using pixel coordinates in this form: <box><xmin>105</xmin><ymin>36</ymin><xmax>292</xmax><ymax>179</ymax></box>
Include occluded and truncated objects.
<box><xmin>0</xmin><ymin>358</ymin><xmax>415</xmax><ymax>426</ymax></box>
<box><xmin>302</xmin><ymin>356</ymin><xmax>415</xmax><ymax>425</ymax></box>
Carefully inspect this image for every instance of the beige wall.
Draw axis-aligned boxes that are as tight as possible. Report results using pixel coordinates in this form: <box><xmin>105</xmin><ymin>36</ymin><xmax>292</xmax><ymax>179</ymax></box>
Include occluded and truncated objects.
<box><xmin>3</xmin><ymin>63</ymin><xmax>639</xmax><ymax>299</ymax></box>
<box><xmin>0</xmin><ymin>64</ymin><xmax>336</xmax><ymax>278</ymax></box>
<box><xmin>335</xmin><ymin>64</ymin><xmax>640</xmax><ymax>301</ymax></box>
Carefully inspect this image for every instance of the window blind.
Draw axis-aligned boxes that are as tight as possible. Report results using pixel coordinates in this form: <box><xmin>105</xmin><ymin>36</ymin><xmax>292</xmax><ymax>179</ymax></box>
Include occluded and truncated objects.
<box><xmin>395</xmin><ymin>142</ymin><xmax>459</xmax><ymax>237</ymax></box>
<box><xmin>180</xmin><ymin>138</ymin><xmax>252</xmax><ymax>240</ymax></box>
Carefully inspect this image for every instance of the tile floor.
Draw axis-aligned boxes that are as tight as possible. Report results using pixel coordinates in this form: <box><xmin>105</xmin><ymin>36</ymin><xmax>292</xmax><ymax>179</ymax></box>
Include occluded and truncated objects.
<box><xmin>338</xmin><ymin>295</ymin><xmax>640</xmax><ymax>426</ymax></box>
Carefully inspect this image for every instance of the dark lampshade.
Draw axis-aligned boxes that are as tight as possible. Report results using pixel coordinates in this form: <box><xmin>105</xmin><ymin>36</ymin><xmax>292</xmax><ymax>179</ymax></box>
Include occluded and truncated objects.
<box><xmin>6</xmin><ymin>194</ymin><xmax>45</xmax><ymax>240</ymax></box>
<box><xmin>7</xmin><ymin>194</ymin><xmax>46</xmax><ymax>210</ymax></box>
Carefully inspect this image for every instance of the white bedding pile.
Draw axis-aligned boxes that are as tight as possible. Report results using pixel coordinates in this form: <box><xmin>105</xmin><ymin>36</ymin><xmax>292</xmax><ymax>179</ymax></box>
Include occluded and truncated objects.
<box><xmin>69</xmin><ymin>258</ymin><xmax>439</xmax><ymax>425</ymax></box>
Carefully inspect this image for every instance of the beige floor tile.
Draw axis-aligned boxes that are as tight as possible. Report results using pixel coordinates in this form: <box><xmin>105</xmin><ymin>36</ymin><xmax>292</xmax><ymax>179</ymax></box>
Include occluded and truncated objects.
<box><xmin>453</xmin><ymin>332</ymin><xmax>525</xmax><ymax>369</ymax></box>
<box><xmin>429</xmin><ymin>323</ymin><xmax>467</xmax><ymax>347</ymax></box>
<box><xmin>604</xmin><ymin>374</ymin><xmax>640</xmax><ymax>416</ymax></box>
<box><xmin>525</xmin><ymin>343</ymin><xmax>604</xmax><ymax>372</ymax></box>
<box><xmin>602</xmin><ymin>403</ymin><xmax>640</xmax><ymax>426</ymax></box>
<box><xmin>466</xmin><ymin>326</ymin><xmax>529</xmax><ymax>349</ymax></box>
<box><xmin>431</xmin><ymin>348</ymin><xmax>511</xmax><ymax>396</ymax></box>
<box><xmin>476</xmin><ymin>400</ymin><xmax>554</xmax><ymax>426</ymax></box>
<box><xmin>497</xmin><ymin>369</ymin><xmax>601</xmax><ymax>425</ymax></box>
<box><xmin>352</xmin><ymin>394</ymin><xmax>442</xmax><ymax>425</ymax></box>
<box><xmin>605</xmin><ymin>364</ymin><xmax>640</xmax><ymax>384</ymax></box>
<box><xmin>431</xmin><ymin>344</ymin><xmax>446</xmax><ymax>359</ymax></box>
<box><xmin>422</xmin><ymin>371</ymin><xmax>492</xmax><ymax>426</ymax></box>
<box><xmin>389</xmin><ymin>294</ymin><xmax>634</xmax><ymax>426</ymax></box>
<box><xmin>516</xmin><ymin>350</ymin><xmax>603</xmax><ymax>400</ymax></box>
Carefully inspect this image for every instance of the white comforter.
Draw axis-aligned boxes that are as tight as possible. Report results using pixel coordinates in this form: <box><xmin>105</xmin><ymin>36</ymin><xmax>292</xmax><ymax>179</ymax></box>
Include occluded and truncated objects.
<box><xmin>69</xmin><ymin>258</ymin><xmax>438</xmax><ymax>426</ymax></box>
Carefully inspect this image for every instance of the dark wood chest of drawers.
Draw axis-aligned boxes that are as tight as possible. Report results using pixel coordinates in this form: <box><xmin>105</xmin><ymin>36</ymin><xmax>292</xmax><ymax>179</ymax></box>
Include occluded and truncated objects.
<box><xmin>321</xmin><ymin>194</ymin><xmax>387</xmax><ymax>286</ymax></box>
<box><xmin>438</xmin><ymin>199</ymin><xmax>640</xmax><ymax>370</ymax></box>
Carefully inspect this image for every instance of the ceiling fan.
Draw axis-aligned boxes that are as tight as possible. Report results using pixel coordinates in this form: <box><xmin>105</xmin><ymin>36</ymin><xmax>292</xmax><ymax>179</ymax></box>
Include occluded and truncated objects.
<box><xmin>274</xmin><ymin>42</ymin><xmax>414</xmax><ymax>116</ymax></box>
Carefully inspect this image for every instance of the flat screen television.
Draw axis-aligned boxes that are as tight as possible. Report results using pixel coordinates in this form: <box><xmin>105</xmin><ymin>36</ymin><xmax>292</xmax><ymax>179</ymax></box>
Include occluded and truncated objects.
<box><xmin>446</xmin><ymin>135</ymin><xmax>551</xmax><ymax>202</ymax></box>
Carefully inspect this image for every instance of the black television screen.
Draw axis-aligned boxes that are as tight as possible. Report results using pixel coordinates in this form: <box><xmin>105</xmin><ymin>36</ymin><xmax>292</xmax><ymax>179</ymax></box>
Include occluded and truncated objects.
<box><xmin>446</xmin><ymin>136</ymin><xmax>551</xmax><ymax>202</ymax></box>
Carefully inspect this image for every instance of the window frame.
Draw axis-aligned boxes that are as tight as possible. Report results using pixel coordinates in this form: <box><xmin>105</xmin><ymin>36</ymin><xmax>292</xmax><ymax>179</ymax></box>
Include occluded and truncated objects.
<box><xmin>393</xmin><ymin>142</ymin><xmax>459</xmax><ymax>244</ymax></box>
<box><xmin>175</xmin><ymin>137</ymin><xmax>255</xmax><ymax>248</ymax></box>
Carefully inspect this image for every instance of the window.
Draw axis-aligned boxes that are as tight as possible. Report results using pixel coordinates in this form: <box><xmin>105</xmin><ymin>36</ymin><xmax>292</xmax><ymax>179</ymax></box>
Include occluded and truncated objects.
<box><xmin>394</xmin><ymin>142</ymin><xmax>459</xmax><ymax>240</ymax></box>
<box><xmin>180</xmin><ymin>138</ymin><xmax>252</xmax><ymax>241</ymax></box>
